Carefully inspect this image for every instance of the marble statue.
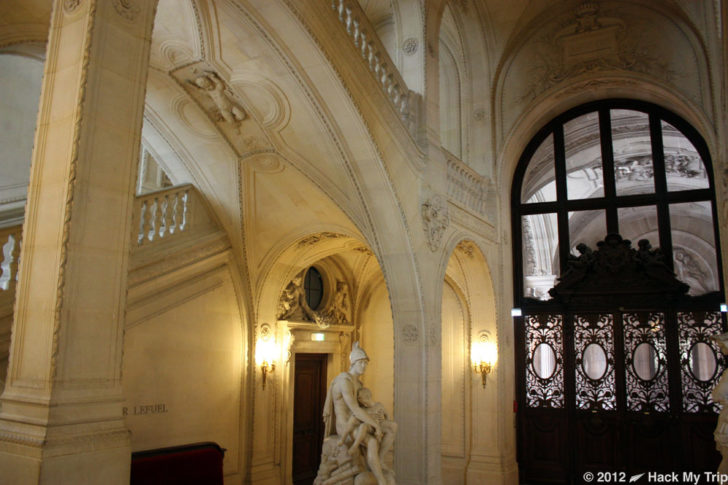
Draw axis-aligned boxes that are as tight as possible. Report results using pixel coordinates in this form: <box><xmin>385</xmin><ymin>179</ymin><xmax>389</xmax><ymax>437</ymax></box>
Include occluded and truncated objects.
<box><xmin>713</xmin><ymin>332</ymin><xmax>728</xmax><ymax>473</ymax></box>
<box><xmin>315</xmin><ymin>342</ymin><xmax>397</xmax><ymax>485</ymax></box>
<box><xmin>191</xmin><ymin>71</ymin><xmax>247</xmax><ymax>131</ymax></box>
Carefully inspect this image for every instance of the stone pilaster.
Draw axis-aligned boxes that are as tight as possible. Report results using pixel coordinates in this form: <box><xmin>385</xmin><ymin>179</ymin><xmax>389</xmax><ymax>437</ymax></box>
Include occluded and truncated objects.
<box><xmin>0</xmin><ymin>0</ymin><xmax>156</xmax><ymax>483</ymax></box>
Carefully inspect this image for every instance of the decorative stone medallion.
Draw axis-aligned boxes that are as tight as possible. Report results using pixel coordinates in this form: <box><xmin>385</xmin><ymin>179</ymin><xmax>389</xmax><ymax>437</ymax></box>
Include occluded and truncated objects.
<box><xmin>402</xmin><ymin>324</ymin><xmax>418</xmax><ymax>344</ymax></box>
<box><xmin>402</xmin><ymin>38</ymin><xmax>418</xmax><ymax>56</ymax></box>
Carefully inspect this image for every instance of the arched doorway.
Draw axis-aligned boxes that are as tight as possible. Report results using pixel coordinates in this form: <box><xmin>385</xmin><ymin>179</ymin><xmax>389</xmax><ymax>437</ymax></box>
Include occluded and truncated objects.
<box><xmin>511</xmin><ymin>100</ymin><xmax>725</xmax><ymax>482</ymax></box>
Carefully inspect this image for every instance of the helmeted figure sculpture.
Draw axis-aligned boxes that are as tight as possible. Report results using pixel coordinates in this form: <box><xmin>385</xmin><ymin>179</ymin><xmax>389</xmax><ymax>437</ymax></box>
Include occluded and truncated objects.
<box><xmin>314</xmin><ymin>342</ymin><xmax>397</xmax><ymax>485</ymax></box>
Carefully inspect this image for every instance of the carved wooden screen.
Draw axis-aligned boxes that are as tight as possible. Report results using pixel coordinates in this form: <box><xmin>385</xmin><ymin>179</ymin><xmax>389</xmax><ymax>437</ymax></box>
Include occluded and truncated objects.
<box><xmin>512</xmin><ymin>100</ymin><xmax>725</xmax><ymax>483</ymax></box>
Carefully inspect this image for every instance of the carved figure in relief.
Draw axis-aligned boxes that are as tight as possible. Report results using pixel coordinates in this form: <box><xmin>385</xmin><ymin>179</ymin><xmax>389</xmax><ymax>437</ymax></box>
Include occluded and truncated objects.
<box><xmin>276</xmin><ymin>271</ymin><xmax>315</xmax><ymax>322</ymax></box>
<box><xmin>712</xmin><ymin>332</ymin><xmax>728</xmax><ymax>473</ymax></box>
<box><xmin>191</xmin><ymin>71</ymin><xmax>247</xmax><ymax>132</ymax></box>
<box><xmin>326</xmin><ymin>280</ymin><xmax>351</xmax><ymax>326</ymax></box>
<box><xmin>421</xmin><ymin>195</ymin><xmax>449</xmax><ymax>252</ymax></box>
<box><xmin>316</xmin><ymin>342</ymin><xmax>396</xmax><ymax>485</ymax></box>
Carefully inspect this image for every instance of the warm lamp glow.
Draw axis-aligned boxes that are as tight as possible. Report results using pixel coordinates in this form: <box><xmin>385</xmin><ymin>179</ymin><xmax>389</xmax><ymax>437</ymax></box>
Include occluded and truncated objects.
<box><xmin>255</xmin><ymin>337</ymin><xmax>277</xmax><ymax>389</ymax></box>
<box><xmin>472</xmin><ymin>340</ymin><xmax>497</xmax><ymax>388</ymax></box>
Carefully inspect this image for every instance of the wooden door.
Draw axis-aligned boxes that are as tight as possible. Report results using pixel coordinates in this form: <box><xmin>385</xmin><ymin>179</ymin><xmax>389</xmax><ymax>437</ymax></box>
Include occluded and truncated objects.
<box><xmin>292</xmin><ymin>353</ymin><xmax>328</xmax><ymax>485</ymax></box>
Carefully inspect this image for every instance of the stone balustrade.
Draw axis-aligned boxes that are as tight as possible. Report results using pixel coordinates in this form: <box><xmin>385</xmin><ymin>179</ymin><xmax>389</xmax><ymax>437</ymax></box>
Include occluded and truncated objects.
<box><xmin>446</xmin><ymin>154</ymin><xmax>492</xmax><ymax>220</ymax></box>
<box><xmin>0</xmin><ymin>224</ymin><xmax>21</xmax><ymax>295</ymax></box>
<box><xmin>133</xmin><ymin>184</ymin><xmax>193</xmax><ymax>246</ymax></box>
<box><xmin>329</xmin><ymin>0</ymin><xmax>418</xmax><ymax>136</ymax></box>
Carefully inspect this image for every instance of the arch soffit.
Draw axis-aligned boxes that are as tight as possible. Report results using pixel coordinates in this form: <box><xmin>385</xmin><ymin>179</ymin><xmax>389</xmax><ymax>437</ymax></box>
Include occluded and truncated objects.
<box><xmin>145</xmin><ymin>2</ymin><xmax>383</xmax><ymax>234</ymax></box>
<box><xmin>0</xmin><ymin>0</ymin><xmax>51</xmax><ymax>50</ymax></box>
<box><xmin>214</xmin><ymin>1</ymin><xmax>427</xmax><ymax>326</ymax></box>
<box><xmin>435</xmin><ymin>235</ymin><xmax>498</xmax><ymax>345</ymax></box>
<box><xmin>493</xmin><ymin>0</ymin><xmax>714</xmax><ymax>166</ymax></box>
<box><xmin>256</xmin><ymin>229</ymin><xmax>378</xmax><ymax>323</ymax></box>
<box><xmin>145</xmin><ymin>2</ymin><xmax>427</xmax><ymax>345</ymax></box>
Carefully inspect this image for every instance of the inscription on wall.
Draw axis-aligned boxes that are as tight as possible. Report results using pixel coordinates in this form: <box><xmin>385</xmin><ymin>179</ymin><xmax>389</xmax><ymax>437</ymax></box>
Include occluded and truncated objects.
<box><xmin>123</xmin><ymin>403</ymin><xmax>169</xmax><ymax>416</ymax></box>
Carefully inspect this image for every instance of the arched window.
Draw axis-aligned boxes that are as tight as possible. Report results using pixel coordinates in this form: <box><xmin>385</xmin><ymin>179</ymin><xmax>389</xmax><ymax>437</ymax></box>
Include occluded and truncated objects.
<box><xmin>513</xmin><ymin>100</ymin><xmax>722</xmax><ymax>301</ymax></box>
<box><xmin>511</xmin><ymin>100</ymin><xmax>725</xmax><ymax>482</ymax></box>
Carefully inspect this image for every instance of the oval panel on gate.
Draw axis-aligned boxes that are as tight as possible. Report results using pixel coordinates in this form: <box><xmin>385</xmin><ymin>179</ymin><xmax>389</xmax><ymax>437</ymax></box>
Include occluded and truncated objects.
<box><xmin>689</xmin><ymin>342</ymin><xmax>717</xmax><ymax>382</ymax></box>
<box><xmin>582</xmin><ymin>343</ymin><xmax>608</xmax><ymax>380</ymax></box>
<box><xmin>532</xmin><ymin>343</ymin><xmax>556</xmax><ymax>379</ymax></box>
<box><xmin>633</xmin><ymin>342</ymin><xmax>659</xmax><ymax>381</ymax></box>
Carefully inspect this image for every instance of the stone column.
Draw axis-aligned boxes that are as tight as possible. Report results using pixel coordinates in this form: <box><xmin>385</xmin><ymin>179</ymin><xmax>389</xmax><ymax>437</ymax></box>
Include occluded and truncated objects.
<box><xmin>0</xmin><ymin>0</ymin><xmax>156</xmax><ymax>483</ymax></box>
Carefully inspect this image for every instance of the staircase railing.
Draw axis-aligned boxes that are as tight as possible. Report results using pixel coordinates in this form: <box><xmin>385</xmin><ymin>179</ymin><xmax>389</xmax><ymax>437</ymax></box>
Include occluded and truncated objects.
<box><xmin>133</xmin><ymin>184</ymin><xmax>195</xmax><ymax>247</ymax></box>
<box><xmin>446</xmin><ymin>153</ymin><xmax>493</xmax><ymax>221</ymax></box>
<box><xmin>328</xmin><ymin>0</ymin><xmax>420</xmax><ymax>138</ymax></box>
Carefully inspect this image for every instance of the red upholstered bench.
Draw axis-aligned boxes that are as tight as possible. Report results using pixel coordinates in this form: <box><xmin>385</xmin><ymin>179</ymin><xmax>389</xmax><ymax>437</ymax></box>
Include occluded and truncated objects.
<box><xmin>130</xmin><ymin>442</ymin><xmax>226</xmax><ymax>485</ymax></box>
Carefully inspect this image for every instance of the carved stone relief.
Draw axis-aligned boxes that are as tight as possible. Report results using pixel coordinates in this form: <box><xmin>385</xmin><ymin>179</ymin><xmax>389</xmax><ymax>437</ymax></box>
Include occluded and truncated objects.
<box><xmin>63</xmin><ymin>0</ymin><xmax>81</xmax><ymax>14</ymax></box>
<box><xmin>113</xmin><ymin>0</ymin><xmax>140</xmax><ymax>21</ymax></box>
<box><xmin>276</xmin><ymin>271</ymin><xmax>352</xmax><ymax>328</ymax></box>
<box><xmin>456</xmin><ymin>241</ymin><xmax>476</xmax><ymax>258</ymax></box>
<box><xmin>171</xmin><ymin>62</ymin><xmax>273</xmax><ymax>158</ymax></box>
<box><xmin>297</xmin><ymin>232</ymin><xmax>346</xmax><ymax>248</ymax></box>
<box><xmin>421</xmin><ymin>195</ymin><xmax>450</xmax><ymax>252</ymax></box>
<box><xmin>190</xmin><ymin>71</ymin><xmax>247</xmax><ymax>131</ymax></box>
<box><xmin>502</xmin><ymin>1</ymin><xmax>704</xmax><ymax>135</ymax></box>
<box><xmin>517</xmin><ymin>3</ymin><xmax>675</xmax><ymax>105</ymax></box>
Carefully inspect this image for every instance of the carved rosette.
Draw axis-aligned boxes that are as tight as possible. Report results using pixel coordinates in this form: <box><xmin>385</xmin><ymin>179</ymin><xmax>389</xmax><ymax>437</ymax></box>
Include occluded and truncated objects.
<box><xmin>421</xmin><ymin>195</ymin><xmax>449</xmax><ymax>252</ymax></box>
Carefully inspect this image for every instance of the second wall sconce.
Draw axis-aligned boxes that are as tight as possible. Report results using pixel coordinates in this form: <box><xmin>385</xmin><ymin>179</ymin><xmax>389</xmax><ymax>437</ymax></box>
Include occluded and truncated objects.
<box><xmin>472</xmin><ymin>333</ymin><xmax>498</xmax><ymax>389</ymax></box>
<box><xmin>256</xmin><ymin>324</ymin><xmax>277</xmax><ymax>390</ymax></box>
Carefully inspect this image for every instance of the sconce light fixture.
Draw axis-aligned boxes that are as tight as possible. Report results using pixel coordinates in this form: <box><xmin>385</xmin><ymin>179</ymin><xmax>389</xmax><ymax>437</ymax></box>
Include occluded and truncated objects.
<box><xmin>471</xmin><ymin>336</ymin><xmax>498</xmax><ymax>389</ymax></box>
<box><xmin>256</xmin><ymin>324</ymin><xmax>277</xmax><ymax>390</ymax></box>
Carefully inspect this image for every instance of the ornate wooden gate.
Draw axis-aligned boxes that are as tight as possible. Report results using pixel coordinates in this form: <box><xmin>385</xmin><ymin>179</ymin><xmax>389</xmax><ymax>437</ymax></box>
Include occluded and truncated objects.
<box><xmin>515</xmin><ymin>235</ymin><xmax>724</xmax><ymax>483</ymax></box>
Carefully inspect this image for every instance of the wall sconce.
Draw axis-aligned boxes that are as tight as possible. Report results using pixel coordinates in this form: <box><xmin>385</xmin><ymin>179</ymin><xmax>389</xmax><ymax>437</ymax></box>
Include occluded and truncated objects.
<box><xmin>256</xmin><ymin>324</ymin><xmax>277</xmax><ymax>390</ymax></box>
<box><xmin>471</xmin><ymin>335</ymin><xmax>497</xmax><ymax>389</ymax></box>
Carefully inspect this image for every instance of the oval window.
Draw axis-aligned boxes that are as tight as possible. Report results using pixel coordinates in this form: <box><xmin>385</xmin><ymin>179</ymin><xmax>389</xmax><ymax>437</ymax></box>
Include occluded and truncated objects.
<box><xmin>689</xmin><ymin>342</ymin><xmax>717</xmax><ymax>382</ymax></box>
<box><xmin>633</xmin><ymin>342</ymin><xmax>659</xmax><ymax>381</ymax></box>
<box><xmin>532</xmin><ymin>343</ymin><xmax>556</xmax><ymax>379</ymax></box>
<box><xmin>582</xmin><ymin>343</ymin><xmax>608</xmax><ymax>380</ymax></box>
<box><xmin>304</xmin><ymin>267</ymin><xmax>324</xmax><ymax>310</ymax></box>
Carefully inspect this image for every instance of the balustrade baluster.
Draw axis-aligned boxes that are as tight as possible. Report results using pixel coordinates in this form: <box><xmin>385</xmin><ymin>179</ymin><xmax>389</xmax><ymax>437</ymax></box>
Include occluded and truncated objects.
<box><xmin>162</xmin><ymin>194</ymin><xmax>173</xmax><ymax>238</ymax></box>
<box><xmin>180</xmin><ymin>190</ymin><xmax>189</xmax><ymax>230</ymax></box>
<box><xmin>337</xmin><ymin>0</ymin><xmax>345</xmax><ymax>22</ymax></box>
<box><xmin>353</xmin><ymin>19</ymin><xmax>360</xmax><ymax>45</ymax></box>
<box><xmin>151</xmin><ymin>198</ymin><xmax>161</xmax><ymax>242</ymax></box>
<box><xmin>139</xmin><ymin>200</ymin><xmax>151</xmax><ymax>245</ymax></box>
<box><xmin>169</xmin><ymin>192</ymin><xmax>178</xmax><ymax>234</ymax></box>
<box><xmin>345</xmin><ymin>7</ymin><xmax>353</xmax><ymax>34</ymax></box>
<box><xmin>380</xmin><ymin>66</ymin><xmax>388</xmax><ymax>86</ymax></box>
<box><xmin>8</xmin><ymin>231</ymin><xmax>20</xmax><ymax>292</ymax></box>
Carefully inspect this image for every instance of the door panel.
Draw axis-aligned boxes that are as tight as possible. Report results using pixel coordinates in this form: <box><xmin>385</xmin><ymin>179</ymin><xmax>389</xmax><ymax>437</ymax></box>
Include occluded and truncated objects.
<box><xmin>517</xmin><ymin>309</ymin><xmax>723</xmax><ymax>482</ymax></box>
<box><xmin>292</xmin><ymin>353</ymin><xmax>328</xmax><ymax>485</ymax></box>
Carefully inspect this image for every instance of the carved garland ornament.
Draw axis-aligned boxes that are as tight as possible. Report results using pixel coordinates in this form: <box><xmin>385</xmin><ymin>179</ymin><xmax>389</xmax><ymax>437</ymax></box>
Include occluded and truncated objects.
<box><xmin>421</xmin><ymin>195</ymin><xmax>450</xmax><ymax>252</ymax></box>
